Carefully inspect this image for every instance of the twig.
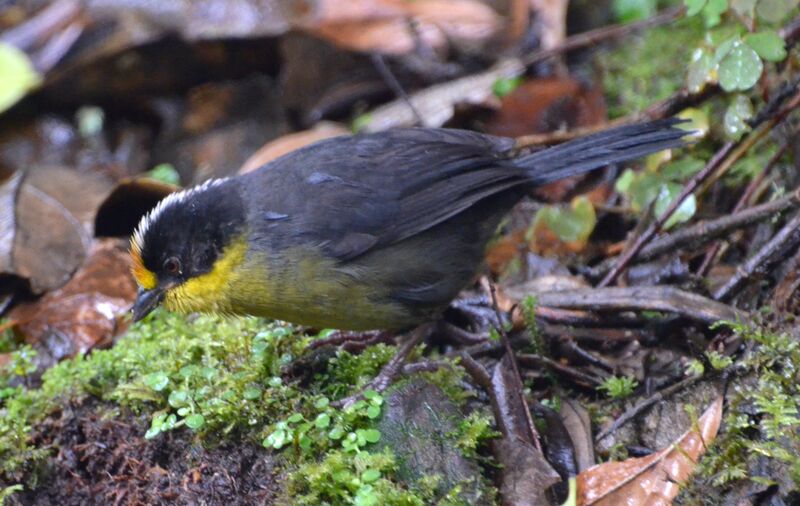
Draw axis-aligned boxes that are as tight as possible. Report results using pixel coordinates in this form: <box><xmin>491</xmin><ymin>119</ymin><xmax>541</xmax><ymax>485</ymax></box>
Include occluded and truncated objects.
<box><xmin>587</xmin><ymin>186</ymin><xmax>800</xmax><ymax>276</ymax></box>
<box><xmin>307</xmin><ymin>330</ymin><xmax>386</xmax><ymax>350</ymax></box>
<box><xmin>697</xmin><ymin>141</ymin><xmax>791</xmax><ymax>276</ymax></box>
<box><xmin>517</xmin><ymin>354</ymin><xmax>603</xmax><ymax>386</ymax></box>
<box><xmin>597</xmin><ymin>18</ymin><xmax>800</xmax><ymax>286</ymax></box>
<box><xmin>370</xmin><ymin>53</ymin><xmax>425</xmax><ymax>125</ymax></box>
<box><xmin>401</xmin><ymin>360</ymin><xmax>451</xmax><ymax>375</ymax></box>
<box><xmin>595</xmin><ymin>374</ymin><xmax>703</xmax><ymax>441</ymax></box>
<box><xmin>489</xmin><ymin>284</ymin><xmax>541</xmax><ymax>451</ymax></box>
<box><xmin>535</xmin><ymin>286</ymin><xmax>746</xmax><ymax>324</ymax></box>
<box><xmin>599</xmin><ymin>143</ymin><xmax>737</xmax><ymax>287</ymax></box>
<box><xmin>714</xmin><ymin>210</ymin><xmax>800</xmax><ymax>302</ymax></box>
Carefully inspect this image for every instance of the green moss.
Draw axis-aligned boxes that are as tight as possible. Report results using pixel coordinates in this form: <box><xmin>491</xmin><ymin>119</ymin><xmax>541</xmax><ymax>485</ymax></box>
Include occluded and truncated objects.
<box><xmin>596</xmin><ymin>17</ymin><xmax>705</xmax><ymax>117</ymax></box>
<box><xmin>1</xmin><ymin>311</ymin><xmax>495</xmax><ymax>503</ymax></box>
<box><xmin>679</xmin><ymin>320</ymin><xmax>800</xmax><ymax>500</ymax></box>
<box><xmin>1</xmin><ymin>311</ymin><xmax>309</xmax><ymax>479</ymax></box>
<box><xmin>286</xmin><ymin>447</ymin><xmax>476</xmax><ymax>506</ymax></box>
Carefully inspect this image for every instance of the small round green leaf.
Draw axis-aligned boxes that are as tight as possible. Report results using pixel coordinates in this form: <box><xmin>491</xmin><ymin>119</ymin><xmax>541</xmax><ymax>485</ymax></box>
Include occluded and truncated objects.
<box><xmin>492</xmin><ymin>76</ymin><xmax>523</xmax><ymax>98</ymax></box>
<box><xmin>537</xmin><ymin>196</ymin><xmax>597</xmax><ymax>243</ymax></box>
<box><xmin>756</xmin><ymin>0</ymin><xmax>799</xmax><ymax>22</ymax></box>
<box><xmin>243</xmin><ymin>387</ymin><xmax>262</xmax><ymax>400</ymax></box>
<box><xmin>744</xmin><ymin>31</ymin><xmax>787</xmax><ymax>62</ymax></box>
<box><xmin>185</xmin><ymin>414</ymin><xmax>205</xmax><ymax>430</ymax></box>
<box><xmin>613</xmin><ymin>0</ymin><xmax>657</xmax><ymax>22</ymax></box>
<box><xmin>655</xmin><ymin>183</ymin><xmax>697</xmax><ymax>229</ymax></box>
<box><xmin>702</xmin><ymin>0</ymin><xmax>728</xmax><ymax>27</ymax></box>
<box><xmin>362</xmin><ymin>429</ymin><xmax>381</xmax><ymax>443</ymax></box>
<box><xmin>168</xmin><ymin>389</ymin><xmax>189</xmax><ymax>407</ymax></box>
<box><xmin>718</xmin><ymin>40</ymin><xmax>763</xmax><ymax>91</ymax></box>
<box><xmin>144</xmin><ymin>372</ymin><xmax>169</xmax><ymax>392</ymax></box>
<box><xmin>723</xmin><ymin>94</ymin><xmax>754</xmax><ymax>139</ymax></box>
<box><xmin>366</xmin><ymin>405</ymin><xmax>381</xmax><ymax>419</ymax></box>
<box><xmin>146</xmin><ymin>163</ymin><xmax>180</xmax><ymax>186</ymax></box>
<box><xmin>361</xmin><ymin>469</ymin><xmax>381</xmax><ymax>483</ymax></box>
<box><xmin>687</xmin><ymin>47</ymin><xmax>715</xmax><ymax>93</ymax></box>
<box><xmin>731</xmin><ymin>0</ymin><xmax>757</xmax><ymax>15</ymax></box>
<box><xmin>315</xmin><ymin>413</ymin><xmax>331</xmax><ymax>429</ymax></box>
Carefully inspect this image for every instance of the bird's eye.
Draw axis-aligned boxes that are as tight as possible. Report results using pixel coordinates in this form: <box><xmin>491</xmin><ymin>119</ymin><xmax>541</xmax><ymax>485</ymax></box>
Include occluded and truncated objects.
<box><xmin>163</xmin><ymin>256</ymin><xmax>181</xmax><ymax>275</ymax></box>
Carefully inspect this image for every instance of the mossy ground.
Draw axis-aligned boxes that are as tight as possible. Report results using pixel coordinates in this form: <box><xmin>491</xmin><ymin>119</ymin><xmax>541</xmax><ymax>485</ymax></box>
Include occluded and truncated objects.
<box><xmin>0</xmin><ymin>310</ymin><xmax>496</xmax><ymax>505</ymax></box>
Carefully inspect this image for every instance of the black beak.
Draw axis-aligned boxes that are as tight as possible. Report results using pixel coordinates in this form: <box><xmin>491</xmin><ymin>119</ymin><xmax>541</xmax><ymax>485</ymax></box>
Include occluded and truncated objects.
<box><xmin>132</xmin><ymin>287</ymin><xmax>165</xmax><ymax>322</ymax></box>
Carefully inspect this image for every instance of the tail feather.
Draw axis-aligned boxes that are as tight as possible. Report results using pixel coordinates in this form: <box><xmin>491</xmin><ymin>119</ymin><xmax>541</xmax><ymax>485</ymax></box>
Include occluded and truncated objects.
<box><xmin>514</xmin><ymin>118</ymin><xmax>689</xmax><ymax>185</ymax></box>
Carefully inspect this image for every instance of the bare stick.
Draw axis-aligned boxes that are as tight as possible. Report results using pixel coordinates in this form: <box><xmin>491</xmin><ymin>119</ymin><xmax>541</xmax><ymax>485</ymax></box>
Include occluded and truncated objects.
<box><xmin>536</xmin><ymin>286</ymin><xmax>746</xmax><ymax>324</ymax></box>
<box><xmin>587</xmin><ymin>186</ymin><xmax>800</xmax><ymax>277</ymax></box>
<box><xmin>697</xmin><ymin>141</ymin><xmax>791</xmax><ymax>276</ymax></box>
<box><xmin>595</xmin><ymin>375</ymin><xmax>702</xmax><ymax>441</ymax></box>
<box><xmin>714</xmin><ymin>210</ymin><xmax>800</xmax><ymax>302</ymax></box>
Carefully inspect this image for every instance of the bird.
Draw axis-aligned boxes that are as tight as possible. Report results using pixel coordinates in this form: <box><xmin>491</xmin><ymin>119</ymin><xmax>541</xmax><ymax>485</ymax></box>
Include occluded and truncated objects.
<box><xmin>130</xmin><ymin>119</ymin><xmax>687</xmax><ymax>331</ymax></box>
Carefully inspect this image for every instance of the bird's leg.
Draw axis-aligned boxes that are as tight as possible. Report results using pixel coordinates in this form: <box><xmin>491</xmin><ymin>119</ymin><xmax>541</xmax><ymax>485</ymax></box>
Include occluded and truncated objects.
<box><xmin>333</xmin><ymin>322</ymin><xmax>435</xmax><ymax>408</ymax></box>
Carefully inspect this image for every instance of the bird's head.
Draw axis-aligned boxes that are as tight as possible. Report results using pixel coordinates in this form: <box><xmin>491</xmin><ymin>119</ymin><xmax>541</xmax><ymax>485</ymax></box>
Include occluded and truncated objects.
<box><xmin>130</xmin><ymin>178</ymin><xmax>247</xmax><ymax>321</ymax></box>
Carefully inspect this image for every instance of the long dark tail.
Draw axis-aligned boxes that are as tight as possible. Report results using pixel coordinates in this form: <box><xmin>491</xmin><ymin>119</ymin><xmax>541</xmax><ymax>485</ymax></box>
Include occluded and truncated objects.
<box><xmin>513</xmin><ymin>118</ymin><xmax>688</xmax><ymax>185</ymax></box>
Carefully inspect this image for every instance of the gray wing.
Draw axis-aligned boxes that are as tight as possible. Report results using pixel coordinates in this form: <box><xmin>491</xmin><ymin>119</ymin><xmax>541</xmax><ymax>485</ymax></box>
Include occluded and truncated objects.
<box><xmin>241</xmin><ymin>128</ymin><xmax>526</xmax><ymax>261</ymax></box>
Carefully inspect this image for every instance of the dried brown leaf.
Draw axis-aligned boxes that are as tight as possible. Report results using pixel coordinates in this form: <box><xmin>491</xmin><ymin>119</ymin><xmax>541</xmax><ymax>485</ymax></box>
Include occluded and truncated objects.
<box><xmin>577</xmin><ymin>395</ymin><xmax>723</xmax><ymax>506</ymax></box>
<box><xmin>10</xmin><ymin>180</ymin><xmax>89</xmax><ymax>294</ymax></box>
<box><xmin>290</xmin><ymin>0</ymin><xmax>500</xmax><ymax>54</ymax></box>
<box><xmin>9</xmin><ymin>239</ymin><xmax>136</xmax><ymax>357</ymax></box>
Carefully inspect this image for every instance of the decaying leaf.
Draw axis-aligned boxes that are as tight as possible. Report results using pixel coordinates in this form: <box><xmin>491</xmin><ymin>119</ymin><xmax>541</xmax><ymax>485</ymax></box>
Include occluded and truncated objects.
<box><xmin>285</xmin><ymin>0</ymin><xmax>502</xmax><ymax>55</ymax></box>
<box><xmin>9</xmin><ymin>239</ymin><xmax>137</xmax><ymax>359</ymax></box>
<box><xmin>577</xmin><ymin>395</ymin><xmax>723</xmax><ymax>506</ymax></box>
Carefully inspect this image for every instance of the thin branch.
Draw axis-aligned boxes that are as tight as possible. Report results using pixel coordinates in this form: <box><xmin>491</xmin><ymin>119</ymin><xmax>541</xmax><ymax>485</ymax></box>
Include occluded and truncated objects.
<box><xmin>536</xmin><ymin>286</ymin><xmax>746</xmax><ymax>324</ymax></box>
<box><xmin>599</xmin><ymin>142</ymin><xmax>737</xmax><ymax>286</ymax></box>
<box><xmin>587</xmin><ymin>186</ymin><xmax>800</xmax><ymax>276</ymax></box>
<box><xmin>370</xmin><ymin>53</ymin><xmax>425</xmax><ymax>125</ymax></box>
<box><xmin>595</xmin><ymin>375</ymin><xmax>703</xmax><ymax>441</ymax></box>
<box><xmin>714</xmin><ymin>210</ymin><xmax>800</xmax><ymax>302</ymax></box>
<box><xmin>697</xmin><ymin>141</ymin><xmax>791</xmax><ymax>276</ymax></box>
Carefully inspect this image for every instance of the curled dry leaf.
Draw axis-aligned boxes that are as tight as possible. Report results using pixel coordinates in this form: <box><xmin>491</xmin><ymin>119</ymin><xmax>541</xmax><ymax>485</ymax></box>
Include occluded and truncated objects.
<box><xmin>577</xmin><ymin>394</ymin><xmax>723</xmax><ymax>506</ymax></box>
<box><xmin>5</xmin><ymin>175</ymin><xmax>89</xmax><ymax>294</ymax></box>
<box><xmin>94</xmin><ymin>178</ymin><xmax>178</xmax><ymax>238</ymax></box>
<box><xmin>559</xmin><ymin>398</ymin><xmax>595</xmax><ymax>473</ymax></box>
<box><xmin>238</xmin><ymin>122</ymin><xmax>349</xmax><ymax>174</ymax></box>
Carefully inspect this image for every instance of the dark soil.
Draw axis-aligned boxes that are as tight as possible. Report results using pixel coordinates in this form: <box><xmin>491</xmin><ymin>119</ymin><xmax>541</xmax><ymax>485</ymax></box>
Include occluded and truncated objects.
<box><xmin>9</xmin><ymin>398</ymin><xmax>282</xmax><ymax>506</ymax></box>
